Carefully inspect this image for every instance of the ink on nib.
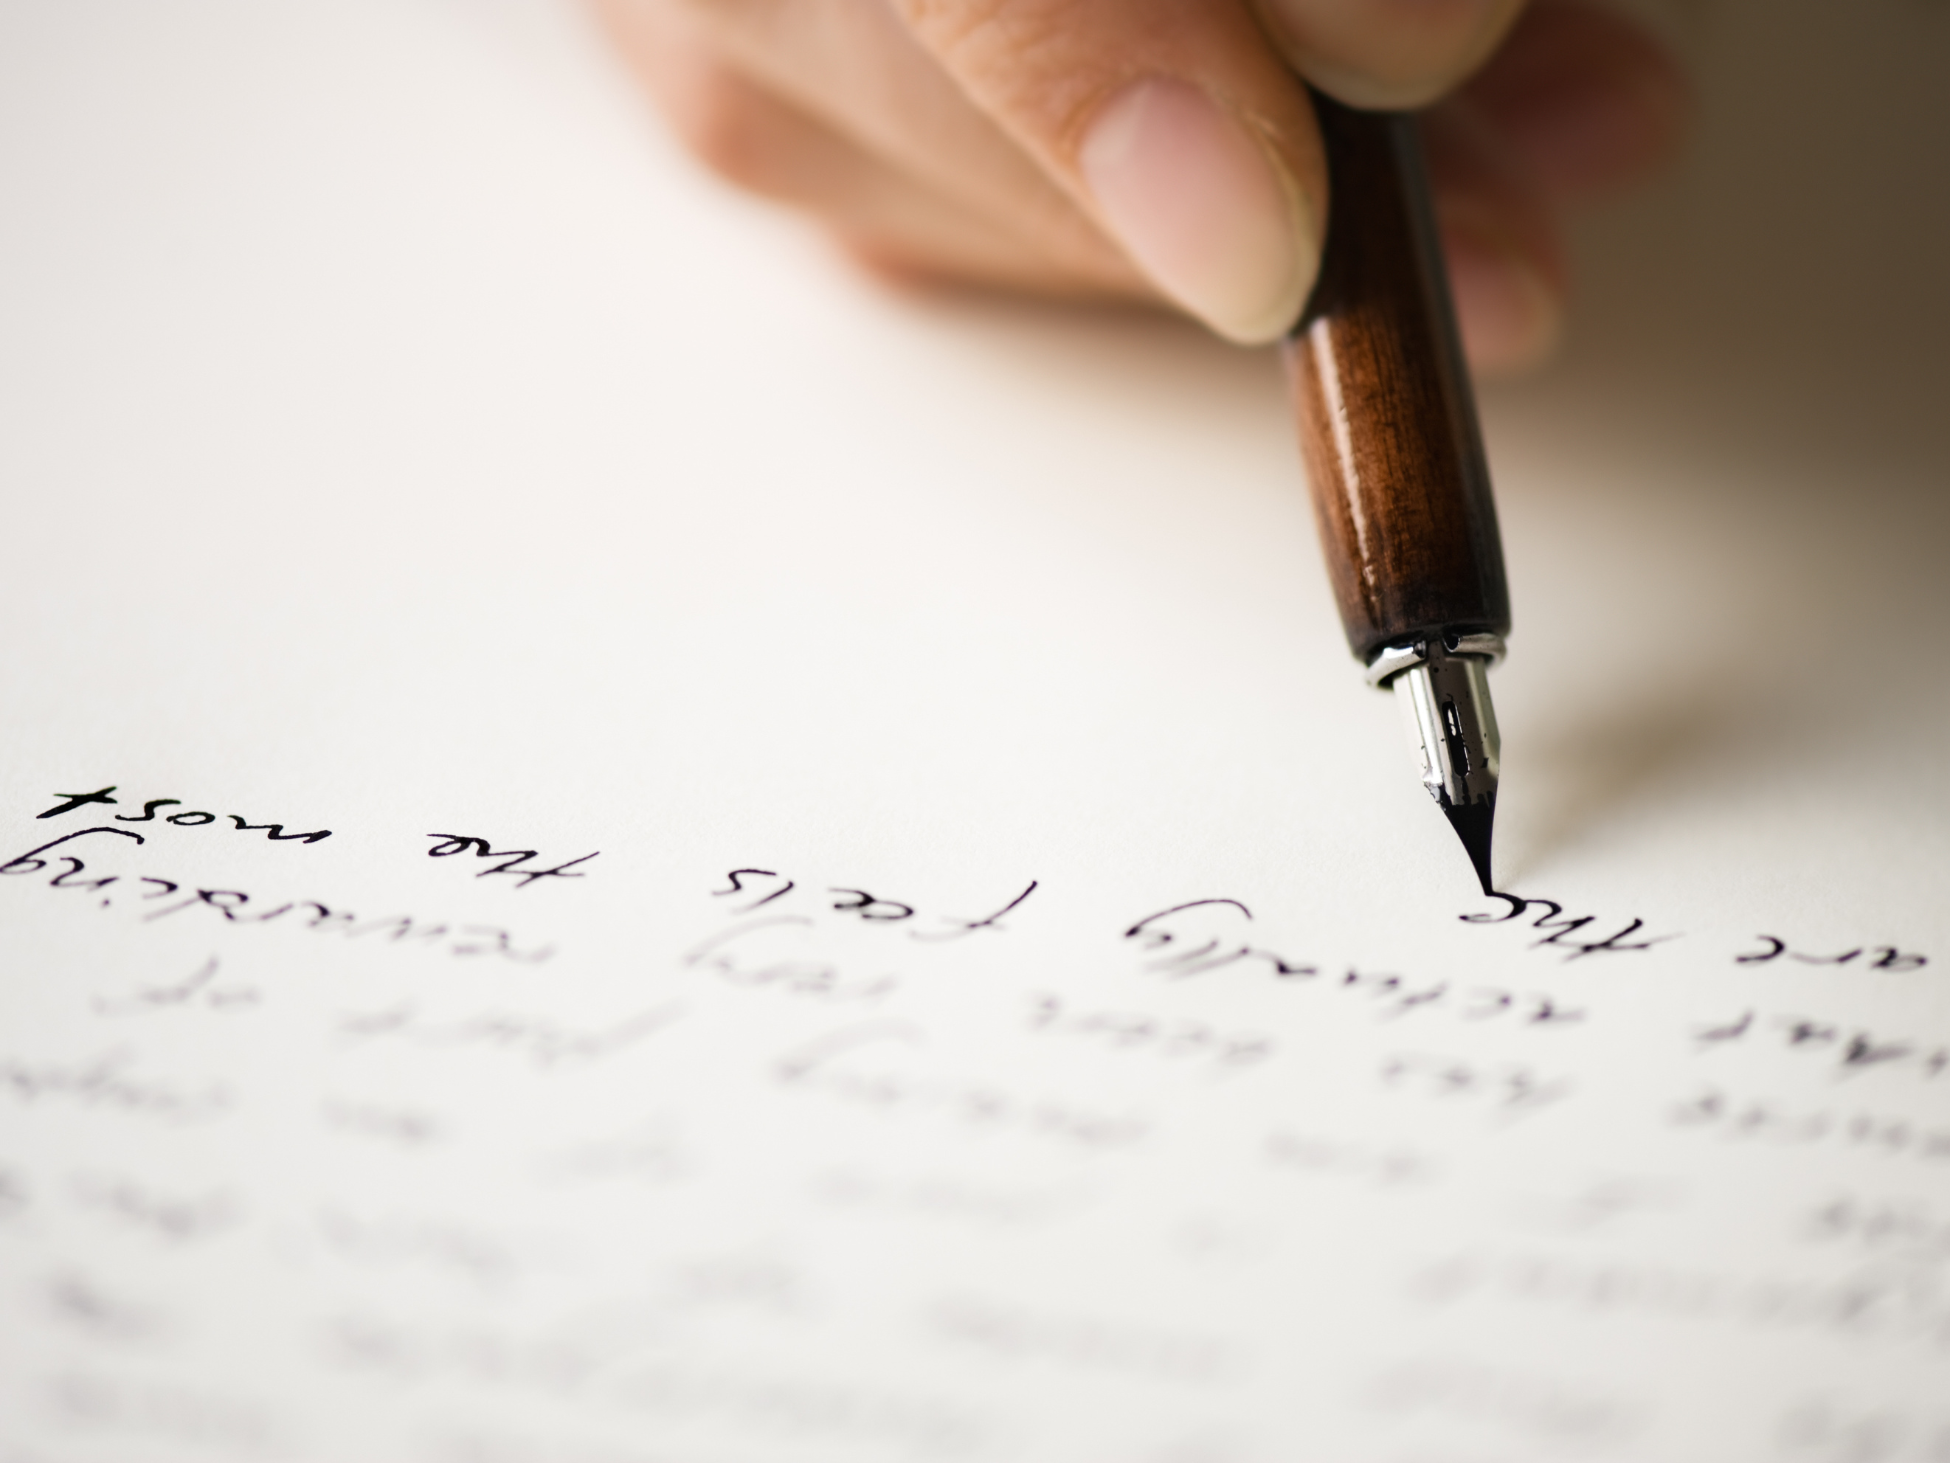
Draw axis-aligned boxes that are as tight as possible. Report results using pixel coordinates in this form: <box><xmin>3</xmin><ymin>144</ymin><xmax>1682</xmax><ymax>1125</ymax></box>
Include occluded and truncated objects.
<box><xmin>1442</xmin><ymin>794</ymin><xmax>1497</xmax><ymax>896</ymax></box>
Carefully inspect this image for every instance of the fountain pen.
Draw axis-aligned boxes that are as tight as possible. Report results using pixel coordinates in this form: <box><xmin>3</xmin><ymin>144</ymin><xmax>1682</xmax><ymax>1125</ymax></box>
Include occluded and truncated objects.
<box><xmin>1282</xmin><ymin>91</ymin><xmax>1510</xmax><ymax>896</ymax></box>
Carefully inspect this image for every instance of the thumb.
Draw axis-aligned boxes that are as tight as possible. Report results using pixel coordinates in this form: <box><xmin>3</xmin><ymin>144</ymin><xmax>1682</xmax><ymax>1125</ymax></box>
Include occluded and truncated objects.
<box><xmin>893</xmin><ymin>0</ymin><xmax>1326</xmax><ymax>345</ymax></box>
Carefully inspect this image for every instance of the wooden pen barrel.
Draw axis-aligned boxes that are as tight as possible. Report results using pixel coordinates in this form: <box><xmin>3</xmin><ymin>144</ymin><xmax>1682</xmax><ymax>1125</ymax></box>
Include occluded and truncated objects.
<box><xmin>1283</xmin><ymin>93</ymin><xmax>1510</xmax><ymax>665</ymax></box>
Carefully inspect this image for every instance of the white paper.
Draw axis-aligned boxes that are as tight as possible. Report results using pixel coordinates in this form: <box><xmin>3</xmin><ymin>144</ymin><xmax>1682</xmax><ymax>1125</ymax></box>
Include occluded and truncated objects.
<box><xmin>2</xmin><ymin>2</ymin><xmax>1947</xmax><ymax>1459</ymax></box>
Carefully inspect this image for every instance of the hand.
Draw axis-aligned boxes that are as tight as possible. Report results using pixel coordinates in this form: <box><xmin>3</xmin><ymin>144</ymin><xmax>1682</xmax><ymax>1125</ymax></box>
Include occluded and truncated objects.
<box><xmin>592</xmin><ymin>0</ymin><xmax>1690</xmax><ymax>373</ymax></box>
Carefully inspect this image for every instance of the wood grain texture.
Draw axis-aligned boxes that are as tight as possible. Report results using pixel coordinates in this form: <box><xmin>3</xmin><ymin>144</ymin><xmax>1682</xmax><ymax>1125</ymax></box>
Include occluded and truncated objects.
<box><xmin>1283</xmin><ymin>93</ymin><xmax>1511</xmax><ymax>664</ymax></box>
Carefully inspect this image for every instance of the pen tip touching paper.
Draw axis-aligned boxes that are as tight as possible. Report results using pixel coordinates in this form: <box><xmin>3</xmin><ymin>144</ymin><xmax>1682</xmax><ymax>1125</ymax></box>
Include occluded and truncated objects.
<box><xmin>1443</xmin><ymin>795</ymin><xmax>1497</xmax><ymax>897</ymax></box>
<box><xmin>1383</xmin><ymin>639</ymin><xmax>1504</xmax><ymax>899</ymax></box>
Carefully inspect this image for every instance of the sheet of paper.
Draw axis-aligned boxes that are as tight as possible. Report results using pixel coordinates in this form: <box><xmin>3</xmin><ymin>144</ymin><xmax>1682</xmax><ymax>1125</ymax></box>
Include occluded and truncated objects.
<box><xmin>2</xmin><ymin>2</ymin><xmax>1947</xmax><ymax>1460</ymax></box>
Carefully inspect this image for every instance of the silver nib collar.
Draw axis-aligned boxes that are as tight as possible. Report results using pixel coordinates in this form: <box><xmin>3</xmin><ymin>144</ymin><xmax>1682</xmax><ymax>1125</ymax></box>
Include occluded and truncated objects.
<box><xmin>1372</xmin><ymin>634</ymin><xmax>1502</xmax><ymax>812</ymax></box>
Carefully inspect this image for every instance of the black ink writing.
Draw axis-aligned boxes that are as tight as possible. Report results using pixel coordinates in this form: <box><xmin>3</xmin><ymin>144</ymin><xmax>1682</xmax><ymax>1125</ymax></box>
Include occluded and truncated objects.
<box><xmin>712</xmin><ymin>867</ymin><xmax>1037</xmax><ymax>941</ymax></box>
<box><xmin>714</xmin><ymin>868</ymin><xmax>795</xmax><ymax>911</ymax></box>
<box><xmin>1122</xmin><ymin>897</ymin><xmax>1586</xmax><ymax>1030</ymax></box>
<box><xmin>425</xmin><ymin>835</ymin><xmax>598</xmax><ymax>888</ymax></box>
<box><xmin>827</xmin><ymin>887</ymin><xmax>915</xmax><ymax>921</ymax></box>
<box><xmin>1462</xmin><ymin>893</ymin><xmax>1679</xmax><ymax>961</ymax></box>
<box><xmin>33</xmin><ymin>784</ymin><xmax>329</xmax><ymax>842</ymax></box>
<box><xmin>1123</xmin><ymin>898</ymin><xmax>1315</xmax><ymax>977</ymax></box>
<box><xmin>38</xmin><ymin>786</ymin><xmax>119</xmax><ymax>819</ymax></box>
<box><xmin>912</xmin><ymin>880</ymin><xmax>1040</xmax><ymax>942</ymax></box>
<box><xmin>1737</xmin><ymin>935</ymin><xmax>1928</xmax><ymax>972</ymax></box>
<box><xmin>0</xmin><ymin>828</ymin><xmax>552</xmax><ymax>963</ymax></box>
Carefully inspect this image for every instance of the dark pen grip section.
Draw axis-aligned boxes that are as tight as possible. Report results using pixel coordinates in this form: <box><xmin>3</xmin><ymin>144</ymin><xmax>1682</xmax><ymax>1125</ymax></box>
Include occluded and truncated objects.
<box><xmin>1282</xmin><ymin>94</ymin><xmax>1510</xmax><ymax>664</ymax></box>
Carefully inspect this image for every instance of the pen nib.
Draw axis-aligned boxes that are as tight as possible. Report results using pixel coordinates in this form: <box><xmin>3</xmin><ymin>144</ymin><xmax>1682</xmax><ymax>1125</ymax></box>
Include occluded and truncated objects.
<box><xmin>1382</xmin><ymin>636</ymin><xmax>1504</xmax><ymax>896</ymax></box>
<box><xmin>1443</xmin><ymin>794</ymin><xmax>1497</xmax><ymax>897</ymax></box>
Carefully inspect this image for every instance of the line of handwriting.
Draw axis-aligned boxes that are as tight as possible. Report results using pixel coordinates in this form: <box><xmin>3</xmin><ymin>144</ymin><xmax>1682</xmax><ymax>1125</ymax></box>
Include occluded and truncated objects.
<box><xmin>1670</xmin><ymin>1087</ymin><xmax>1950</xmax><ymax>1164</ymax></box>
<box><xmin>1</xmin><ymin>827</ymin><xmax>553</xmax><ymax>962</ymax></box>
<box><xmin>0</xmin><ymin>1048</ymin><xmax>230</xmax><ymax>1123</ymax></box>
<box><xmin>92</xmin><ymin>958</ymin><xmax>260</xmax><ymax>1017</ymax></box>
<box><xmin>682</xmin><ymin>919</ymin><xmax>898</xmax><ymax>1004</ymax></box>
<box><xmin>1737</xmin><ymin>936</ymin><xmax>1927</xmax><ymax>971</ymax></box>
<box><xmin>1297</xmin><ymin>971</ymin><xmax>1586</xmax><ymax>1028</ymax></box>
<box><xmin>1122</xmin><ymin>900</ymin><xmax>1588</xmax><ymax>1027</ymax></box>
<box><xmin>713</xmin><ymin>867</ymin><xmax>1037</xmax><ymax>942</ymax></box>
<box><xmin>1461</xmin><ymin>893</ymin><xmax>1680</xmax><ymax>961</ymax></box>
<box><xmin>425</xmin><ymin>834</ymin><xmax>598</xmax><ymax>889</ymax></box>
<box><xmin>34</xmin><ymin>784</ymin><xmax>328</xmax><ymax>843</ymax></box>
<box><xmin>1694</xmin><ymin>1010</ymin><xmax>1947</xmax><ymax>1083</ymax></box>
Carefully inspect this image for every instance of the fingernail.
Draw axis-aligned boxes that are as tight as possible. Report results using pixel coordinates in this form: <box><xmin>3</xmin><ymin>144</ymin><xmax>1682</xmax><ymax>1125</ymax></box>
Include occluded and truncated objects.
<box><xmin>1079</xmin><ymin>77</ymin><xmax>1317</xmax><ymax>346</ymax></box>
<box><xmin>1257</xmin><ymin>0</ymin><xmax>1518</xmax><ymax>111</ymax></box>
<box><xmin>1442</xmin><ymin>218</ymin><xmax>1562</xmax><ymax>374</ymax></box>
